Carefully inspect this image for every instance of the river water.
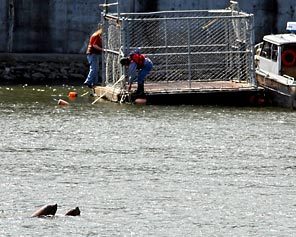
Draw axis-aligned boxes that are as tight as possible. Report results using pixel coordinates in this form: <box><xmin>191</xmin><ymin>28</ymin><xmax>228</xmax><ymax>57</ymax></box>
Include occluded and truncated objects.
<box><xmin>0</xmin><ymin>85</ymin><xmax>295</xmax><ymax>237</ymax></box>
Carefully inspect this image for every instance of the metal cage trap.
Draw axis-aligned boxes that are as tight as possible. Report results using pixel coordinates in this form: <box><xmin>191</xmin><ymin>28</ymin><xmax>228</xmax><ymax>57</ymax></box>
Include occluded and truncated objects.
<box><xmin>100</xmin><ymin>1</ymin><xmax>256</xmax><ymax>95</ymax></box>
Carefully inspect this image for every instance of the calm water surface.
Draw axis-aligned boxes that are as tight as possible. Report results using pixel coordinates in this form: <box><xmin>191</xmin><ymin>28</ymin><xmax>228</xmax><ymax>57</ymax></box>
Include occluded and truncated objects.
<box><xmin>0</xmin><ymin>85</ymin><xmax>295</xmax><ymax>237</ymax></box>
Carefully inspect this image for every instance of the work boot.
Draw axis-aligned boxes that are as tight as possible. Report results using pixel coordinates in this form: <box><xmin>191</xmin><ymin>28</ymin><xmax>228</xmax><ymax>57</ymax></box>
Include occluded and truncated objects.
<box><xmin>135</xmin><ymin>83</ymin><xmax>145</xmax><ymax>97</ymax></box>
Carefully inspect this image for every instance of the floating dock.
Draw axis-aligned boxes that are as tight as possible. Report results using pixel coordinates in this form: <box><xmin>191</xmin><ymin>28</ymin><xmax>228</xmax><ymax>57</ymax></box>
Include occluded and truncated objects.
<box><xmin>95</xmin><ymin>81</ymin><xmax>263</xmax><ymax>105</ymax></box>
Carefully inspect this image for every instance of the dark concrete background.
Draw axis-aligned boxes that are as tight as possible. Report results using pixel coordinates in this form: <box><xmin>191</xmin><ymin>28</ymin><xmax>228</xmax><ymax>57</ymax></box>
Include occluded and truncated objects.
<box><xmin>0</xmin><ymin>0</ymin><xmax>295</xmax><ymax>53</ymax></box>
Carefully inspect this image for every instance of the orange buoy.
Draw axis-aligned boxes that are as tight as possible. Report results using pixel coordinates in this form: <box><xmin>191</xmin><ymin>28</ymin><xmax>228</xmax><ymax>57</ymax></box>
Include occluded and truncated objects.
<box><xmin>58</xmin><ymin>99</ymin><xmax>69</xmax><ymax>106</ymax></box>
<box><xmin>134</xmin><ymin>98</ymin><xmax>147</xmax><ymax>105</ymax></box>
<box><xmin>68</xmin><ymin>91</ymin><xmax>78</xmax><ymax>98</ymax></box>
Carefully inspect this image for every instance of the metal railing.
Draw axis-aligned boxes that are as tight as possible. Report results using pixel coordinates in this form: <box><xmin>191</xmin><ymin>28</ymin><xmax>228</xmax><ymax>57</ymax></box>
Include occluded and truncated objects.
<box><xmin>102</xmin><ymin>2</ymin><xmax>255</xmax><ymax>89</ymax></box>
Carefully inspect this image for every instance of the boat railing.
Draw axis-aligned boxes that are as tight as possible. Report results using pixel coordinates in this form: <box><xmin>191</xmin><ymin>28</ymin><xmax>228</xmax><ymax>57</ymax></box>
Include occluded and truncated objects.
<box><xmin>283</xmin><ymin>74</ymin><xmax>295</xmax><ymax>85</ymax></box>
<box><xmin>254</xmin><ymin>42</ymin><xmax>263</xmax><ymax>57</ymax></box>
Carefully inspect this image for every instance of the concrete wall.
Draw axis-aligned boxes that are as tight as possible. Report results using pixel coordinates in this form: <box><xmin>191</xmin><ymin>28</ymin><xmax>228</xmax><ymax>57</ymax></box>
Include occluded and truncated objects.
<box><xmin>239</xmin><ymin>0</ymin><xmax>295</xmax><ymax>42</ymax></box>
<box><xmin>0</xmin><ymin>53</ymin><xmax>88</xmax><ymax>85</ymax></box>
<box><xmin>155</xmin><ymin>0</ymin><xmax>296</xmax><ymax>42</ymax></box>
<box><xmin>0</xmin><ymin>0</ymin><xmax>104</xmax><ymax>53</ymax></box>
<box><xmin>156</xmin><ymin>0</ymin><xmax>227</xmax><ymax>11</ymax></box>
<box><xmin>1</xmin><ymin>0</ymin><xmax>296</xmax><ymax>53</ymax></box>
<box><xmin>0</xmin><ymin>0</ymin><xmax>8</xmax><ymax>52</ymax></box>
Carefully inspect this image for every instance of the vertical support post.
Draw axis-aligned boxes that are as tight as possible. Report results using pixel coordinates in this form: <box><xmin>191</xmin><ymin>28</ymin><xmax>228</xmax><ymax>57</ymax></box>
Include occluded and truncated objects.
<box><xmin>229</xmin><ymin>1</ymin><xmax>238</xmax><ymax>12</ymax></box>
<box><xmin>104</xmin><ymin>0</ymin><xmax>108</xmax><ymax>14</ymax></box>
<box><xmin>117</xmin><ymin>0</ymin><xmax>120</xmax><ymax>20</ymax></box>
<box><xmin>121</xmin><ymin>17</ymin><xmax>127</xmax><ymax>89</ymax></box>
<box><xmin>101</xmin><ymin>16</ymin><xmax>106</xmax><ymax>85</ymax></box>
<box><xmin>227</xmin><ymin>18</ymin><xmax>232</xmax><ymax>81</ymax></box>
<box><xmin>101</xmin><ymin>0</ymin><xmax>108</xmax><ymax>85</ymax></box>
<box><xmin>102</xmin><ymin>0</ymin><xmax>108</xmax><ymax>85</ymax></box>
<box><xmin>164</xmin><ymin>15</ymin><xmax>168</xmax><ymax>83</ymax></box>
<box><xmin>7</xmin><ymin>0</ymin><xmax>14</xmax><ymax>52</ymax></box>
<box><xmin>116</xmin><ymin>0</ymin><xmax>124</xmax><ymax>88</ymax></box>
<box><xmin>249</xmin><ymin>14</ymin><xmax>256</xmax><ymax>86</ymax></box>
<box><xmin>187</xmin><ymin>19</ymin><xmax>192</xmax><ymax>88</ymax></box>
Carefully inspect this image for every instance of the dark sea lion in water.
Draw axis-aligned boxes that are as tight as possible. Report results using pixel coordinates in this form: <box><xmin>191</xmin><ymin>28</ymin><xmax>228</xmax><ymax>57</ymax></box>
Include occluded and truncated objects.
<box><xmin>65</xmin><ymin>207</ymin><xmax>80</xmax><ymax>216</ymax></box>
<box><xmin>31</xmin><ymin>204</ymin><xmax>58</xmax><ymax>217</ymax></box>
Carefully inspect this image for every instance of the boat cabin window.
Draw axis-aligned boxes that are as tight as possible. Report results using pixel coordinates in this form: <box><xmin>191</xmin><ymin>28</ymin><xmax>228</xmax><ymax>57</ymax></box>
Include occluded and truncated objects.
<box><xmin>260</xmin><ymin>41</ymin><xmax>278</xmax><ymax>62</ymax></box>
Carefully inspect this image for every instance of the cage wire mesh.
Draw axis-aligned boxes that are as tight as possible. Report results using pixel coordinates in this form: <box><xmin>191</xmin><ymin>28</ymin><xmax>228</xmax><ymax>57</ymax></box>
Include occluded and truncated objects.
<box><xmin>102</xmin><ymin>7</ymin><xmax>255</xmax><ymax>90</ymax></box>
<box><xmin>102</xmin><ymin>17</ymin><xmax>122</xmax><ymax>86</ymax></box>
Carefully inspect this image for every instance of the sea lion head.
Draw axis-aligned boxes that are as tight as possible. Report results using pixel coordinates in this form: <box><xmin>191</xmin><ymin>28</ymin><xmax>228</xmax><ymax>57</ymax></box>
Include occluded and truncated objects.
<box><xmin>65</xmin><ymin>207</ymin><xmax>80</xmax><ymax>216</ymax></box>
<box><xmin>31</xmin><ymin>204</ymin><xmax>57</xmax><ymax>218</ymax></box>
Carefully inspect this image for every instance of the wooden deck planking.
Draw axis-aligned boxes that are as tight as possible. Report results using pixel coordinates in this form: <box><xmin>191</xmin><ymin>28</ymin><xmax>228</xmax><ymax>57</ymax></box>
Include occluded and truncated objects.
<box><xmin>142</xmin><ymin>80</ymin><xmax>256</xmax><ymax>94</ymax></box>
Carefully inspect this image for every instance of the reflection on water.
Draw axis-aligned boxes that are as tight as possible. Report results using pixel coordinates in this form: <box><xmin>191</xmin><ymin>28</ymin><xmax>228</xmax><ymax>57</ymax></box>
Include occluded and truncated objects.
<box><xmin>0</xmin><ymin>85</ymin><xmax>296</xmax><ymax>236</ymax></box>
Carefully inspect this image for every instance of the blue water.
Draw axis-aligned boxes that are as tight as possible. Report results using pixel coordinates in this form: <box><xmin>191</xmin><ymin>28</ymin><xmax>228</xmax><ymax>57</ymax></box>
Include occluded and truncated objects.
<box><xmin>0</xmin><ymin>85</ymin><xmax>295</xmax><ymax>236</ymax></box>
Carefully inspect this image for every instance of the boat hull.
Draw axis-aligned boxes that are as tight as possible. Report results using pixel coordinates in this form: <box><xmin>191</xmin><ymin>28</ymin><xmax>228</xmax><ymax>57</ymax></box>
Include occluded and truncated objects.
<box><xmin>256</xmin><ymin>72</ymin><xmax>296</xmax><ymax>109</ymax></box>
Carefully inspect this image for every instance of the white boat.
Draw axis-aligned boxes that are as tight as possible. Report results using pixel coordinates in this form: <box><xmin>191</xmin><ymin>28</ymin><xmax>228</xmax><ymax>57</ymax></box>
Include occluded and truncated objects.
<box><xmin>255</xmin><ymin>22</ymin><xmax>296</xmax><ymax>109</ymax></box>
